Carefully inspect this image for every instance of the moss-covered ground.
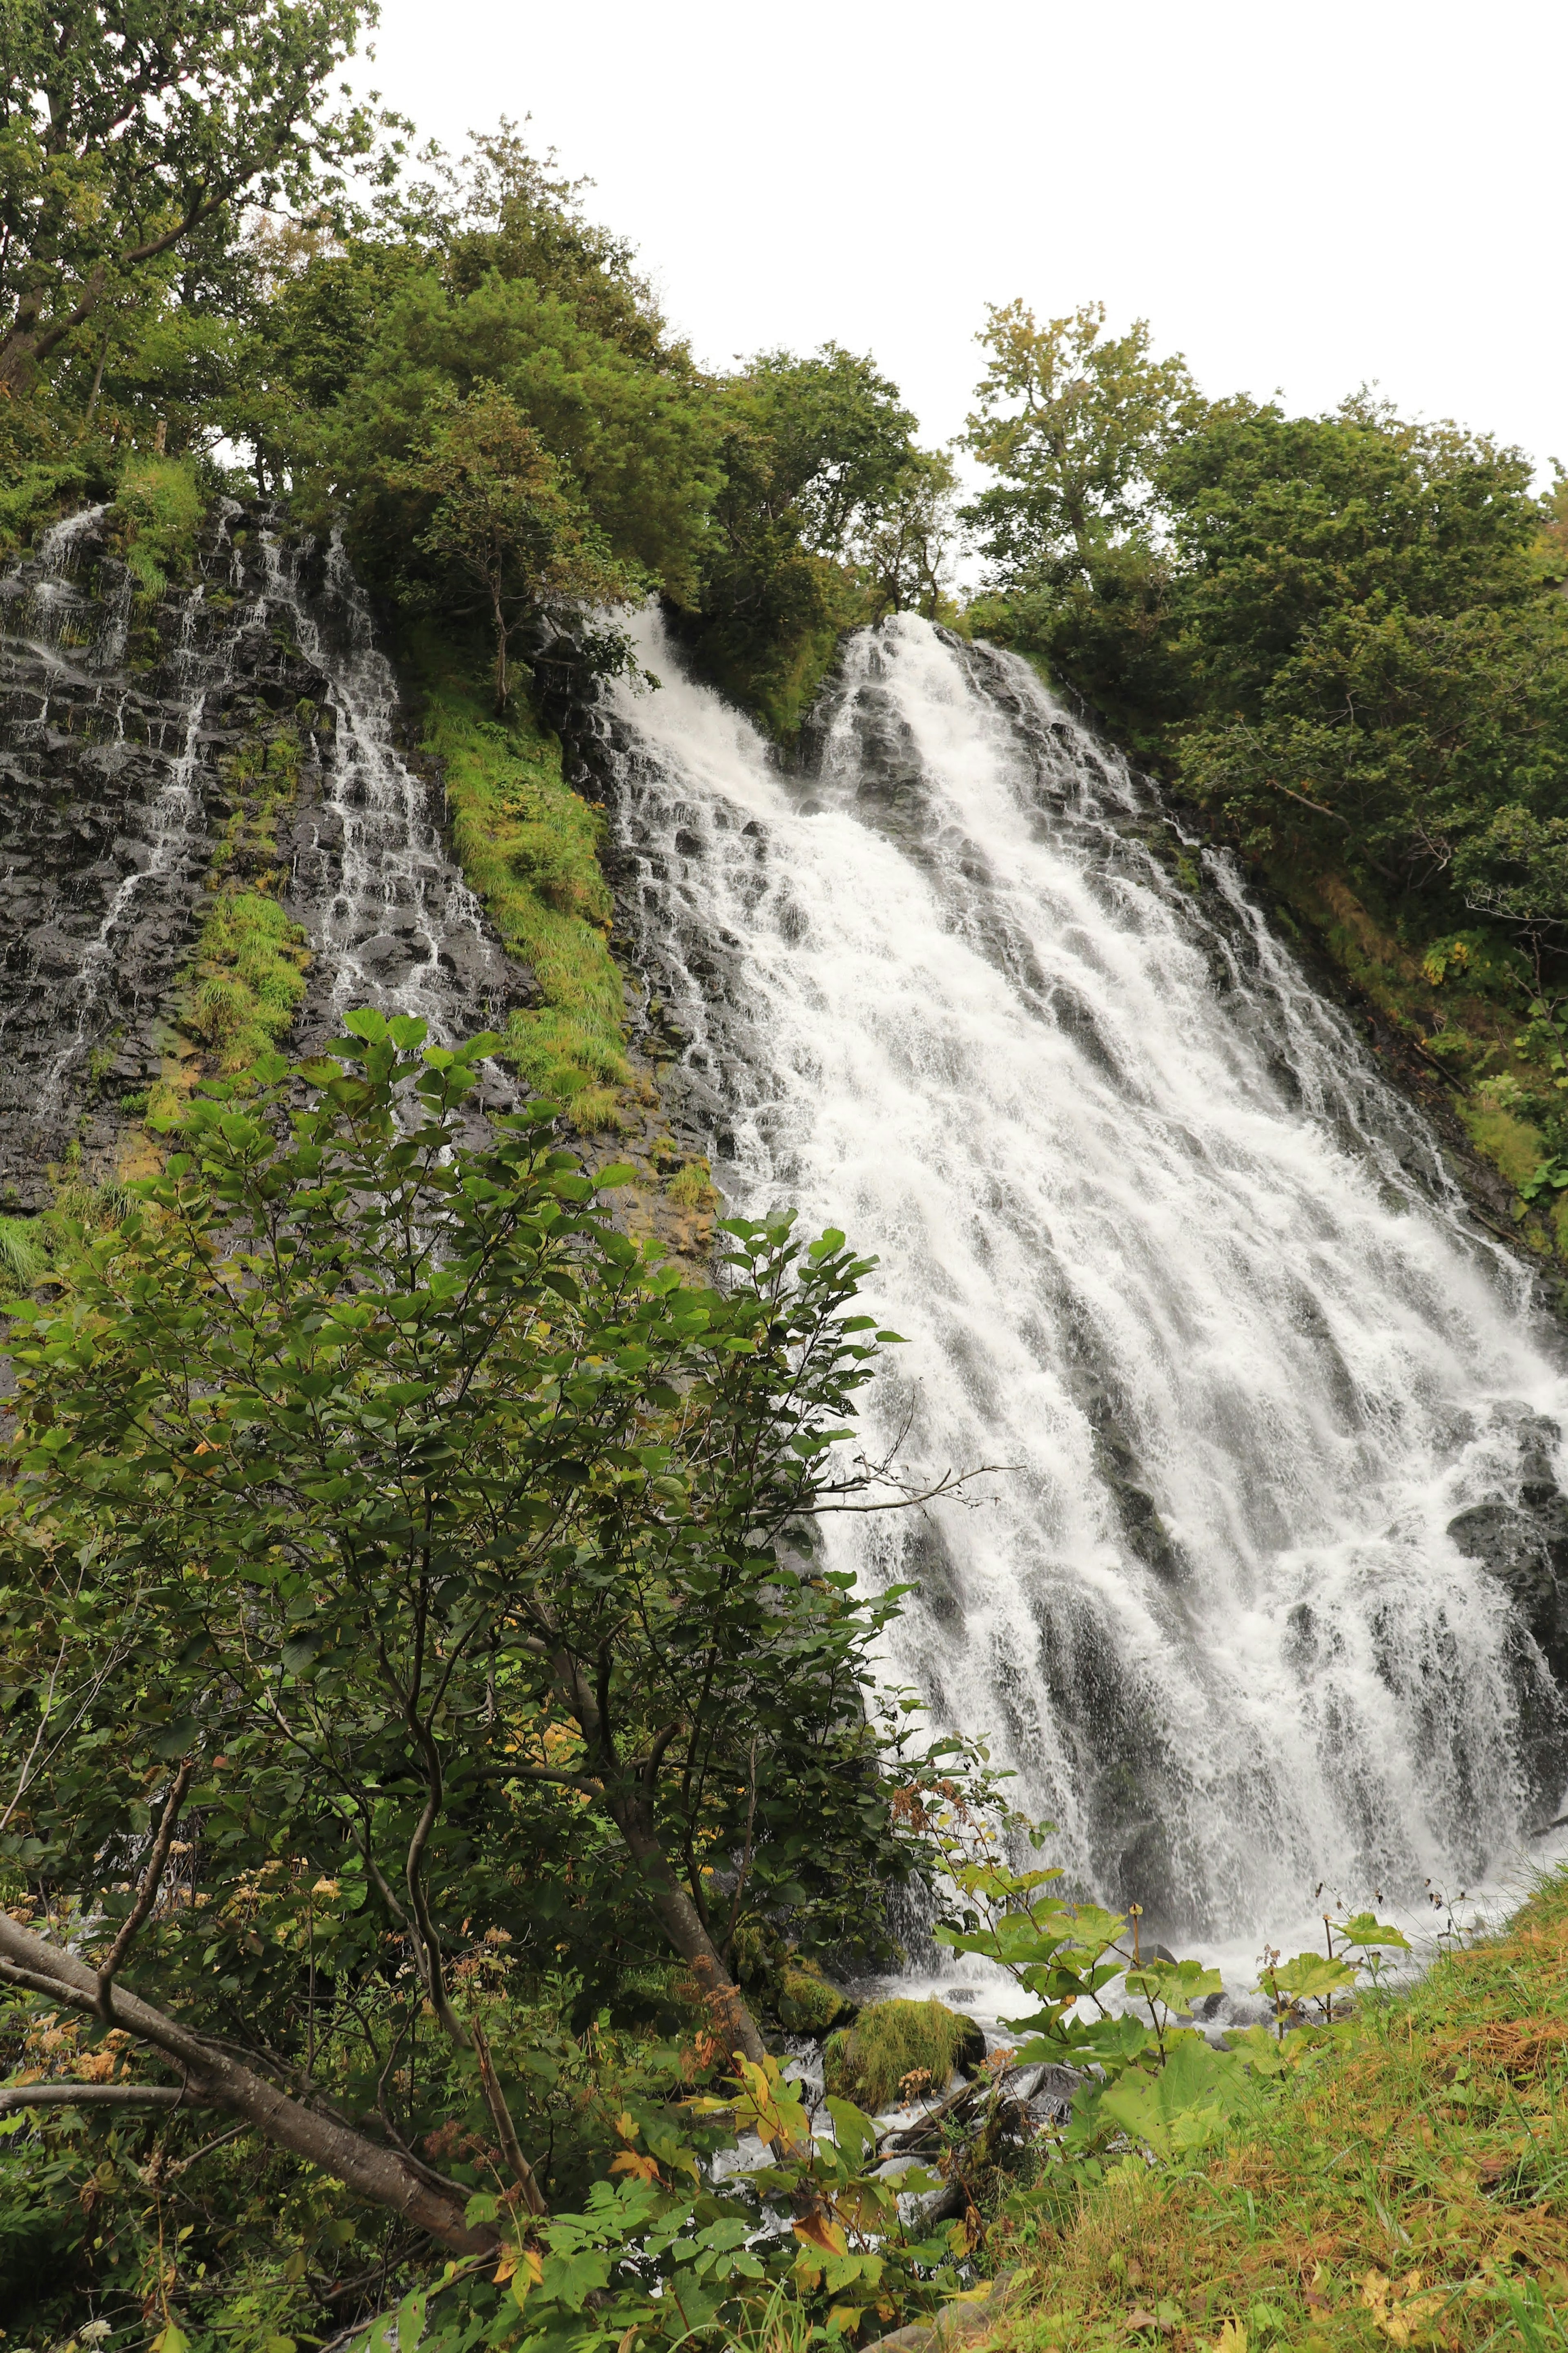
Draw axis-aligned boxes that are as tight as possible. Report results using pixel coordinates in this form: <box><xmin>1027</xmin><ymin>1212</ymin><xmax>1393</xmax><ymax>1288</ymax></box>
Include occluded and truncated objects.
<box><xmin>401</xmin><ymin>625</ymin><xmax>632</xmax><ymax>1120</ymax></box>
<box><xmin>988</xmin><ymin>1871</ymin><xmax>1568</xmax><ymax>2352</ymax></box>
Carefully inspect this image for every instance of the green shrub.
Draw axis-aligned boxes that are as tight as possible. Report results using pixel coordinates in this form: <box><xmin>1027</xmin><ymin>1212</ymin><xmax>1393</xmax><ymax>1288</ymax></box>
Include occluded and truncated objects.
<box><xmin>110</xmin><ymin>453</ymin><xmax>203</xmax><ymax>594</ymax></box>
<box><xmin>823</xmin><ymin>1997</ymin><xmax>982</xmax><ymax>2110</ymax></box>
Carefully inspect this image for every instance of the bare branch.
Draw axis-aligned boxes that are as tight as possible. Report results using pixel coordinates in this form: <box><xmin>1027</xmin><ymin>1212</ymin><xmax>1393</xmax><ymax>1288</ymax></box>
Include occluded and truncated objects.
<box><xmin>98</xmin><ymin>1757</ymin><xmax>197</xmax><ymax>2022</ymax></box>
<box><xmin>0</xmin><ymin>2082</ymin><xmax>212</xmax><ymax>2114</ymax></box>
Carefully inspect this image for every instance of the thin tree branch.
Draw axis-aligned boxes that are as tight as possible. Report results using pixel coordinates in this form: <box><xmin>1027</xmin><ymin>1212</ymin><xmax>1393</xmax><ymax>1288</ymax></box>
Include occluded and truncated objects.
<box><xmin>98</xmin><ymin>1757</ymin><xmax>196</xmax><ymax>2023</ymax></box>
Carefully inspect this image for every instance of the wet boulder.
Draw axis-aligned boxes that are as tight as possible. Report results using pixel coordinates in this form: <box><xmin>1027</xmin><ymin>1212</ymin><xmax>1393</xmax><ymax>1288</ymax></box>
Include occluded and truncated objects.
<box><xmin>1448</xmin><ymin>1492</ymin><xmax>1568</xmax><ymax>1682</ymax></box>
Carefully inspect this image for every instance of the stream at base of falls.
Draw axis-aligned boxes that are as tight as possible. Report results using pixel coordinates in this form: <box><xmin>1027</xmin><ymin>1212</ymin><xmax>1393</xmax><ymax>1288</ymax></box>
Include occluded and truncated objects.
<box><xmin>582</xmin><ymin>607</ymin><xmax>1568</xmax><ymax>1970</ymax></box>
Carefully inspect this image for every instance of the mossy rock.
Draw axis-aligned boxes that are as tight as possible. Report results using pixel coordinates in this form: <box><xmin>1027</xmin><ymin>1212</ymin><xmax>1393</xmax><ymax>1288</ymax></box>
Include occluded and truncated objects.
<box><xmin>775</xmin><ymin>1958</ymin><xmax>857</xmax><ymax>2037</ymax></box>
<box><xmin>822</xmin><ymin>1997</ymin><xmax>986</xmax><ymax>2111</ymax></box>
<box><xmin>1459</xmin><ymin>1100</ymin><xmax>1548</xmax><ymax>1193</ymax></box>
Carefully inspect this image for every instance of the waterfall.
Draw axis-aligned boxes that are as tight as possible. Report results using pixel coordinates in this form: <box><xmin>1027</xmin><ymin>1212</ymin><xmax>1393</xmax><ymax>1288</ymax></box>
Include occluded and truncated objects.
<box><xmin>0</xmin><ymin>511</ymin><xmax>521</xmax><ymax>1202</ymax></box>
<box><xmin>260</xmin><ymin>532</ymin><xmax>520</xmax><ymax>1046</ymax></box>
<box><xmin>597</xmin><ymin>609</ymin><xmax>1568</xmax><ymax>1944</ymax></box>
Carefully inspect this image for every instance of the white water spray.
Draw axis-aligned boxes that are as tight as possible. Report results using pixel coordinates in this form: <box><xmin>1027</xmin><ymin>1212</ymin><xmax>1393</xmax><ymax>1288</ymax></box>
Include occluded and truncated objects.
<box><xmin>263</xmin><ymin>533</ymin><xmax>514</xmax><ymax>1042</ymax></box>
<box><xmin>602</xmin><ymin>611</ymin><xmax>1568</xmax><ymax>1940</ymax></box>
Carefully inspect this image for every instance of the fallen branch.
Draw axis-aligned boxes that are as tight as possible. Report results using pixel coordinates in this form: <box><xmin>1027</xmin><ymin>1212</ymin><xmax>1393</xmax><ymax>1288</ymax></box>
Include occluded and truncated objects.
<box><xmin>0</xmin><ymin>1911</ymin><xmax>495</xmax><ymax>2255</ymax></box>
<box><xmin>0</xmin><ymin>2082</ymin><xmax>211</xmax><ymax>2114</ymax></box>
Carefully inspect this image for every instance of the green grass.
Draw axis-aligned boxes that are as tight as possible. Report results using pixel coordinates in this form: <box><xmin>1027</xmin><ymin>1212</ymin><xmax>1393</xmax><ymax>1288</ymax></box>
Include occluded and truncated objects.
<box><xmin>109</xmin><ymin>454</ymin><xmax>203</xmax><ymax>595</ymax></box>
<box><xmin>183</xmin><ymin>890</ymin><xmax>311</xmax><ymax>1072</ymax></box>
<box><xmin>824</xmin><ymin>1997</ymin><xmax>980</xmax><ymax>2112</ymax></box>
<box><xmin>0</xmin><ymin>1215</ymin><xmax>49</xmax><ymax>1291</ymax></box>
<box><xmin>405</xmin><ymin>628</ymin><xmax>630</xmax><ymax>1110</ymax></box>
<box><xmin>991</xmin><ymin>1871</ymin><xmax>1568</xmax><ymax>2351</ymax></box>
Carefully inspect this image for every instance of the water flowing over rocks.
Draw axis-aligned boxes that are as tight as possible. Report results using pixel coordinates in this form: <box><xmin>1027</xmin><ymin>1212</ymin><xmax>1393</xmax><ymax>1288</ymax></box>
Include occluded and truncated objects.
<box><xmin>9</xmin><ymin>526</ymin><xmax>1568</xmax><ymax>1949</ymax></box>
<box><xmin>0</xmin><ymin>507</ymin><xmax>527</xmax><ymax>1205</ymax></box>
<box><xmin>559</xmin><ymin>609</ymin><xmax>1568</xmax><ymax>1941</ymax></box>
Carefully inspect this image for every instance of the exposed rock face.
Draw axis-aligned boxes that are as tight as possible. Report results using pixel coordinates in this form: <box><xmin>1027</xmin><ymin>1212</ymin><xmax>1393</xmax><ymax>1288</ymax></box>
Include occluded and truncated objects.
<box><xmin>0</xmin><ymin>506</ymin><xmax>530</xmax><ymax>1207</ymax></box>
<box><xmin>0</xmin><ymin>504</ymin><xmax>331</xmax><ymax>1203</ymax></box>
<box><xmin>1448</xmin><ymin>1416</ymin><xmax>1568</xmax><ymax>1684</ymax></box>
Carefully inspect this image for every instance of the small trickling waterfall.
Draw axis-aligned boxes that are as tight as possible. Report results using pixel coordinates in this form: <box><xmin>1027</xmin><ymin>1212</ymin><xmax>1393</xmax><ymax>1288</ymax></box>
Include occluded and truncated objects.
<box><xmin>261</xmin><ymin>531</ymin><xmax>522</xmax><ymax>1044</ymax></box>
<box><xmin>0</xmin><ymin>508</ymin><xmax>522</xmax><ymax>1202</ymax></box>
<box><xmin>589</xmin><ymin>609</ymin><xmax>1568</xmax><ymax>1942</ymax></box>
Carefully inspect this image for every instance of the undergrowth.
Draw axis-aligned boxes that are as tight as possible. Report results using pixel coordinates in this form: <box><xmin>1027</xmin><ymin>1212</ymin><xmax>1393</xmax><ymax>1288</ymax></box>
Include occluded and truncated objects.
<box><xmin>108</xmin><ymin>453</ymin><xmax>203</xmax><ymax>595</ymax></box>
<box><xmin>1258</xmin><ymin>852</ymin><xmax>1568</xmax><ymax>1268</ymax></box>
<box><xmin>183</xmin><ymin>890</ymin><xmax>311</xmax><ymax>1072</ymax></box>
<box><xmin>405</xmin><ymin>626</ymin><xmax>630</xmax><ymax>1115</ymax></box>
<box><xmin>995</xmin><ymin>1869</ymin><xmax>1568</xmax><ymax>2352</ymax></box>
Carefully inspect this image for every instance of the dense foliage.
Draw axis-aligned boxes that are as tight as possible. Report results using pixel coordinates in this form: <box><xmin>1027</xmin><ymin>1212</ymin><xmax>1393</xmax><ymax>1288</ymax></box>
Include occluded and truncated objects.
<box><xmin>966</xmin><ymin>310</ymin><xmax>1568</xmax><ymax>952</ymax></box>
<box><xmin>0</xmin><ymin>1017</ymin><xmax>982</xmax><ymax>2333</ymax></box>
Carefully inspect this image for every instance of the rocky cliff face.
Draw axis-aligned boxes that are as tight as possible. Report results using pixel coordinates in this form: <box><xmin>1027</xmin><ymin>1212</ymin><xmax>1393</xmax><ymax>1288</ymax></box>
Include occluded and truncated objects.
<box><xmin>0</xmin><ymin>503</ymin><xmax>528</xmax><ymax>1209</ymax></box>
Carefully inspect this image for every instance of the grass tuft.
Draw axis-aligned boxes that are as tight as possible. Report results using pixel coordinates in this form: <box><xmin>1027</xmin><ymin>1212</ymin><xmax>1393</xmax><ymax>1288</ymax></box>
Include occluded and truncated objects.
<box><xmin>823</xmin><ymin>1997</ymin><xmax>980</xmax><ymax>2112</ymax></box>
<box><xmin>996</xmin><ymin>1869</ymin><xmax>1568</xmax><ymax>2350</ymax></box>
<box><xmin>407</xmin><ymin>629</ymin><xmax>630</xmax><ymax>1104</ymax></box>
<box><xmin>0</xmin><ymin>1214</ymin><xmax>49</xmax><ymax>1290</ymax></box>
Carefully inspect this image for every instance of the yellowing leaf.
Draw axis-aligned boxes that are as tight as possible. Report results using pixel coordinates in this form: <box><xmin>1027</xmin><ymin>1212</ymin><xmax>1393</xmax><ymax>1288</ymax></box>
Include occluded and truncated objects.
<box><xmin>509</xmin><ymin>2248</ymin><xmax>544</xmax><ymax>2310</ymax></box>
<box><xmin>613</xmin><ymin>2109</ymin><xmax>638</xmax><ymax>2141</ymax></box>
<box><xmin>609</xmin><ymin>2149</ymin><xmax>661</xmax><ymax>2183</ymax></box>
<box><xmin>794</xmin><ymin>2209</ymin><xmax>850</xmax><ymax>2258</ymax></box>
<box><xmin>1361</xmin><ymin>2270</ymin><xmax>1446</xmax><ymax>2346</ymax></box>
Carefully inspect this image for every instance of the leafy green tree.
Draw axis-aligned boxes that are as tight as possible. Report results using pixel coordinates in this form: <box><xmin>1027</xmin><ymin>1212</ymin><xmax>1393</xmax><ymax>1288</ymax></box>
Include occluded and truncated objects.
<box><xmin>430</xmin><ymin>124</ymin><xmax>673</xmax><ymax>369</ymax></box>
<box><xmin>1157</xmin><ymin>401</ymin><xmax>1568</xmax><ymax>874</ymax></box>
<box><xmin>0</xmin><ymin>1015</ymin><xmax>962</xmax><ymax>2256</ymax></box>
<box><xmin>682</xmin><ymin>345</ymin><xmax>930</xmax><ymax>732</ymax></box>
<box><xmin>858</xmin><ymin>448</ymin><xmax>960</xmax><ymax>622</ymax></box>
<box><xmin>0</xmin><ymin>0</ymin><xmax>383</xmax><ymax>393</ymax></box>
<box><xmin>386</xmin><ymin>383</ymin><xmax>642</xmax><ymax>709</ymax></box>
<box><xmin>963</xmin><ymin>300</ymin><xmax>1200</xmax><ymax>579</ymax></box>
<box><xmin>316</xmin><ymin>268</ymin><xmax>720</xmax><ymax>619</ymax></box>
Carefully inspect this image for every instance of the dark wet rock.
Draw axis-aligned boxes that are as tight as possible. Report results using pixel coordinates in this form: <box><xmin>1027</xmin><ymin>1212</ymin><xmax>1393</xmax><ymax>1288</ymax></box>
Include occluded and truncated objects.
<box><xmin>1448</xmin><ymin>1493</ymin><xmax>1568</xmax><ymax>1681</ymax></box>
<box><xmin>0</xmin><ymin>506</ymin><xmax>537</xmax><ymax>1204</ymax></box>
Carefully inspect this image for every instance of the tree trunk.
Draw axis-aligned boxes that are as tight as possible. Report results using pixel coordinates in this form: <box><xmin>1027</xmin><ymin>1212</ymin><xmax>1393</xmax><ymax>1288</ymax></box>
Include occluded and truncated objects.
<box><xmin>0</xmin><ymin>1914</ymin><xmax>495</xmax><ymax>2256</ymax></box>
<box><xmin>607</xmin><ymin>1797</ymin><xmax>768</xmax><ymax>2064</ymax></box>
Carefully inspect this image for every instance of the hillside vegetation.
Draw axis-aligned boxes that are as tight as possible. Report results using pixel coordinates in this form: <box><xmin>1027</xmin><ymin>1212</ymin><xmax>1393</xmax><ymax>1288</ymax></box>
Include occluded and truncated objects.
<box><xmin>994</xmin><ymin>1869</ymin><xmax>1568</xmax><ymax>2352</ymax></box>
<box><xmin>964</xmin><ymin>302</ymin><xmax>1568</xmax><ymax>1259</ymax></box>
<box><xmin>1</xmin><ymin>10</ymin><xmax>1567</xmax><ymax>2351</ymax></box>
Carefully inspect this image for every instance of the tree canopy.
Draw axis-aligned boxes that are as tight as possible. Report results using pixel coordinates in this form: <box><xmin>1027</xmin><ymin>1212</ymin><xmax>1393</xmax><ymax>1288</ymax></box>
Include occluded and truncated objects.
<box><xmin>0</xmin><ymin>0</ymin><xmax>382</xmax><ymax>391</ymax></box>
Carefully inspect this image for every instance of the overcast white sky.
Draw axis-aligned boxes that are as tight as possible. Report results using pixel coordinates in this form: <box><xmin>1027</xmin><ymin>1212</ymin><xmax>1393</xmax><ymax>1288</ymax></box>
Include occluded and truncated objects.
<box><xmin>352</xmin><ymin>0</ymin><xmax>1565</xmax><ymax>481</ymax></box>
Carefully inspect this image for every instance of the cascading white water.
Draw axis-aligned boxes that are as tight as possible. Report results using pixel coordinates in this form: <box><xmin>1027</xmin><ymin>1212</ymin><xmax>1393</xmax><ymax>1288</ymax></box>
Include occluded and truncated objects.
<box><xmin>601</xmin><ymin>609</ymin><xmax>1568</xmax><ymax>1944</ymax></box>
<box><xmin>262</xmin><ymin>532</ymin><xmax>517</xmax><ymax>1044</ymax></box>
<box><xmin>1</xmin><ymin>507</ymin><xmax>256</xmax><ymax>1104</ymax></box>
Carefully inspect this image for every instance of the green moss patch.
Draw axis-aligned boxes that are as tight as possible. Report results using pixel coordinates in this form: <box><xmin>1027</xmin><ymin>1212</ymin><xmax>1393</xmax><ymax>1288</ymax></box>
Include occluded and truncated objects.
<box><xmin>184</xmin><ymin>892</ymin><xmax>310</xmax><ymax>1072</ymax></box>
<box><xmin>1459</xmin><ymin>1100</ymin><xmax>1549</xmax><ymax>1193</ymax></box>
<box><xmin>405</xmin><ymin>629</ymin><xmax>629</xmax><ymax>1109</ymax></box>
<box><xmin>109</xmin><ymin>455</ymin><xmax>203</xmax><ymax>596</ymax></box>
<box><xmin>823</xmin><ymin>1996</ymin><xmax>982</xmax><ymax>2111</ymax></box>
<box><xmin>775</xmin><ymin>1959</ymin><xmax>857</xmax><ymax>2037</ymax></box>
